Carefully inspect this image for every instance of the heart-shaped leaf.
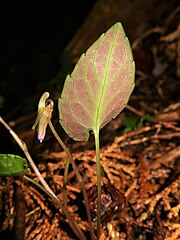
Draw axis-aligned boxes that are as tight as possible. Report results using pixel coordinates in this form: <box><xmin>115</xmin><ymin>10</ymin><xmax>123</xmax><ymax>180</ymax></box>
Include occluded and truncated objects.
<box><xmin>59</xmin><ymin>22</ymin><xmax>135</xmax><ymax>141</ymax></box>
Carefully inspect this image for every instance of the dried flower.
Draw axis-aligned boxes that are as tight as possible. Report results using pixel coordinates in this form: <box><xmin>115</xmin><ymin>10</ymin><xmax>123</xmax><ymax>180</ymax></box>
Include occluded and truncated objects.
<box><xmin>32</xmin><ymin>92</ymin><xmax>54</xmax><ymax>143</ymax></box>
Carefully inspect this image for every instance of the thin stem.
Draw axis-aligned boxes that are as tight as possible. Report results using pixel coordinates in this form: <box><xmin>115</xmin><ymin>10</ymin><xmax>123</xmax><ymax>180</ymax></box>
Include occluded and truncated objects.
<box><xmin>0</xmin><ymin>116</ymin><xmax>57</xmax><ymax>200</ymax></box>
<box><xmin>23</xmin><ymin>175</ymin><xmax>65</xmax><ymax>211</ymax></box>
<box><xmin>0</xmin><ymin>116</ymin><xmax>86</xmax><ymax>240</ymax></box>
<box><xmin>49</xmin><ymin>121</ymin><xmax>95</xmax><ymax>240</ymax></box>
<box><xmin>24</xmin><ymin>176</ymin><xmax>86</xmax><ymax>240</ymax></box>
<box><xmin>63</xmin><ymin>155</ymin><xmax>70</xmax><ymax>210</ymax></box>
<box><xmin>94</xmin><ymin>130</ymin><xmax>101</xmax><ymax>240</ymax></box>
<box><xmin>63</xmin><ymin>157</ymin><xmax>70</xmax><ymax>189</ymax></box>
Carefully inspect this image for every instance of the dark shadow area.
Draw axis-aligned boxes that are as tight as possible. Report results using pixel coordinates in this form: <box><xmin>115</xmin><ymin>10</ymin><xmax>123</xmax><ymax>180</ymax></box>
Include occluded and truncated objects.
<box><xmin>0</xmin><ymin>1</ymin><xmax>96</xmax><ymax>118</ymax></box>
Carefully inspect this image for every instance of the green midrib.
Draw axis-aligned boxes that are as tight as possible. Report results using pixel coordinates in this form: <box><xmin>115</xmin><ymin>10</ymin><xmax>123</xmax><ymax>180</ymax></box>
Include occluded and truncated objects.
<box><xmin>94</xmin><ymin>28</ymin><xmax>118</xmax><ymax>133</ymax></box>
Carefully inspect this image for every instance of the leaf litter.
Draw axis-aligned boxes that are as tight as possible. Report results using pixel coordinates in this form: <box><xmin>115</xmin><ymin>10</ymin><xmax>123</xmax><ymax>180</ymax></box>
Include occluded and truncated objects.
<box><xmin>0</xmin><ymin>7</ymin><xmax>180</xmax><ymax>240</ymax></box>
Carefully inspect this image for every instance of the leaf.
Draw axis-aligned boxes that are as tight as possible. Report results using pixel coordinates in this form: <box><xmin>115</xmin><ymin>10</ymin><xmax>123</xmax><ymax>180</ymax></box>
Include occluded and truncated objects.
<box><xmin>122</xmin><ymin>115</ymin><xmax>140</xmax><ymax>132</ymax></box>
<box><xmin>0</xmin><ymin>154</ymin><xmax>30</xmax><ymax>176</ymax></box>
<box><xmin>59</xmin><ymin>22</ymin><xmax>135</xmax><ymax>141</ymax></box>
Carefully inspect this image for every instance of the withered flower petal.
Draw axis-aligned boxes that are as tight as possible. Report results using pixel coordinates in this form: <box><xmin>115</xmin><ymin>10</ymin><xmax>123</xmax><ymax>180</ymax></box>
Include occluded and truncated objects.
<box><xmin>32</xmin><ymin>92</ymin><xmax>54</xmax><ymax>143</ymax></box>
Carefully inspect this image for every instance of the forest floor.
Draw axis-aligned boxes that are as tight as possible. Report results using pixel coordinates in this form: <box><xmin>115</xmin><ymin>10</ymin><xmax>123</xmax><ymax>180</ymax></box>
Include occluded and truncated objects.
<box><xmin>0</xmin><ymin>4</ymin><xmax>180</xmax><ymax>240</ymax></box>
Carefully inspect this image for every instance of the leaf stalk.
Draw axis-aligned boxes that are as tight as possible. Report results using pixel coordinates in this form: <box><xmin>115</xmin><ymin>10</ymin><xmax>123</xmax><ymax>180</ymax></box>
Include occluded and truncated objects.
<box><xmin>94</xmin><ymin>129</ymin><xmax>101</xmax><ymax>240</ymax></box>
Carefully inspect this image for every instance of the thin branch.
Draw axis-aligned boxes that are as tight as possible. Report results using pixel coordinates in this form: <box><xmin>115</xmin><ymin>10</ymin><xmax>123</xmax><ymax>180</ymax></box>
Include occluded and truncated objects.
<box><xmin>49</xmin><ymin>120</ymin><xmax>95</xmax><ymax>240</ymax></box>
<box><xmin>0</xmin><ymin>116</ymin><xmax>57</xmax><ymax>200</ymax></box>
<box><xmin>24</xmin><ymin>176</ymin><xmax>86</xmax><ymax>240</ymax></box>
<box><xmin>0</xmin><ymin>116</ymin><xmax>86</xmax><ymax>240</ymax></box>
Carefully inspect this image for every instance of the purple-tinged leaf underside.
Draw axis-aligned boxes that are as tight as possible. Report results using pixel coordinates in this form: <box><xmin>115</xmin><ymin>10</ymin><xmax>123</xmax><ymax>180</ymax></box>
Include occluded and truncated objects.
<box><xmin>59</xmin><ymin>22</ymin><xmax>135</xmax><ymax>141</ymax></box>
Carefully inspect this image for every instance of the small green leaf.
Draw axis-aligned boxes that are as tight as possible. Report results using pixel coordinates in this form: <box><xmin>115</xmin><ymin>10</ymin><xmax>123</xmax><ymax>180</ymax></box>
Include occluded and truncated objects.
<box><xmin>140</xmin><ymin>114</ymin><xmax>153</xmax><ymax>123</ymax></box>
<box><xmin>0</xmin><ymin>154</ymin><xmax>30</xmax><ymax>176</ymax></box>
<box><xmin>122</xmin><ymin>114</ymin><xmax>153</xmax><ymax>132</ymax></box>
<box><xmin>122</xmin><ymin>115</ymin><xmax>140</xmax><ymax>132</ymax></box>
<box><xmin>59</xmin><ymin>22</ymin><xmax>135</xmax><ymax>141</ymax></box>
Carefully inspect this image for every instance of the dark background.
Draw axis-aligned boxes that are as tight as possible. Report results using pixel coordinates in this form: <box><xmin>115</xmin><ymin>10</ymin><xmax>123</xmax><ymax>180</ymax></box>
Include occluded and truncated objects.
<box><xmin>0</xmin><ymin>1</ymin><xmax>96</xmax><ymax>117</ymax></box>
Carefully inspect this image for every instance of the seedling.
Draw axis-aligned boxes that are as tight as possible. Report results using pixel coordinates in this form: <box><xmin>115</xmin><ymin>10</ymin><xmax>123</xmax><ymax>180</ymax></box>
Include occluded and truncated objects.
<box><xmin>0</xmin><ymin>22</ymin><xmax>135</xmax><ymax>240</ymax></box>
<box><xmin>59</xmin><ymin>22</ymin><xmax>135</xmax><ymax>238</ymax></box>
